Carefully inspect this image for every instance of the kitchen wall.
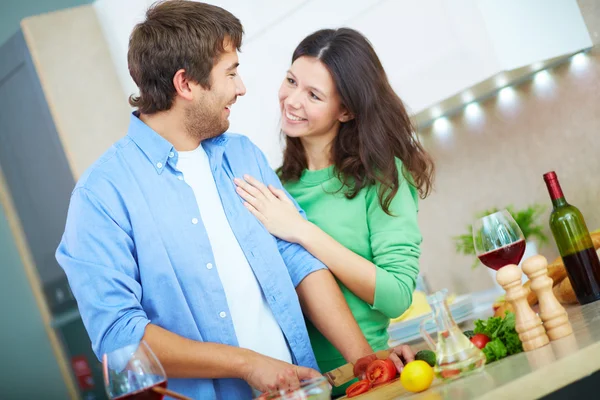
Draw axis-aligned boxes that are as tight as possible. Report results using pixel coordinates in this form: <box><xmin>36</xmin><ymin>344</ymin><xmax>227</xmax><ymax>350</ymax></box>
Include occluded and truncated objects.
<box><xmin>417</xmin><ymin>0</ymin><xmax>600</xmax><ymax>294</ymax></box>
<box><xmin>94</xmin><ymin>0</ymin><xmax>591</xmax><ymax>167</ymax></box>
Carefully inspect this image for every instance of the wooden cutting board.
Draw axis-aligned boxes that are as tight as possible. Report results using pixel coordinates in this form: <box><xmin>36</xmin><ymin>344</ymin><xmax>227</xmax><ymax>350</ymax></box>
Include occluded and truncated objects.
<box><xmin>339</xmin><ymin>378</ymin><xmax>443</xmax><ymax>399</ymax></box>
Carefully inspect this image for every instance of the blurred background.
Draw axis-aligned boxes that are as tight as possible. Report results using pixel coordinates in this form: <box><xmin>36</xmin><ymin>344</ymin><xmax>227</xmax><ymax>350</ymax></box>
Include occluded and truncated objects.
<box><xmin>0</xmin><ymin>0</ymin><xmax>598</xmax><ymax>398</ymax></box>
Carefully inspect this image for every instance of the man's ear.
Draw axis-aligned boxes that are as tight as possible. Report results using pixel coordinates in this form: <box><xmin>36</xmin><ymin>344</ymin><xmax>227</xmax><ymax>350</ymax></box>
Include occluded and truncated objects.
<box><xmin>173</xmin><ymin>69</ymin><xmax>194</xmax><ymax>101</ymax></box>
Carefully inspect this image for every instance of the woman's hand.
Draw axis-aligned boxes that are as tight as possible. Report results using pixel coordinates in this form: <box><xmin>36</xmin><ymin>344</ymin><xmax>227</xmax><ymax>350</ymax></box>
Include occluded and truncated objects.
<box><xmin>387</xmin><ymin>344</ymin><xmax>415</xmax><ymax>374</ymax></box>
<box><xmin>353</xmin><ymin>344</ymin><xmax>415</xmax><ymax>378</ymax></box>
<box><xmin>234</xmin><ymin>175</ymin><xmax>308</xmax><ymax>243</ymax></box>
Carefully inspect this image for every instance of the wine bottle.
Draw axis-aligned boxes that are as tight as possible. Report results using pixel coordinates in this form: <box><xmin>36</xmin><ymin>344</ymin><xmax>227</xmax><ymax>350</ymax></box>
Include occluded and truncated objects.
<box><xmin>544</xmin><ymin>171</ymin><xmax>600</xmax><ymax>305</ymax></box>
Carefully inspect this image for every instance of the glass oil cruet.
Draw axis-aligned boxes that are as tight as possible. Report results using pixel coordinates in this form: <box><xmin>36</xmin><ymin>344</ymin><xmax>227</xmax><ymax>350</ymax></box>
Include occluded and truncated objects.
<box><xmin>419</xmin><ymin>289</ymin><xmax>486</xmax><ymax>380</ymax></box>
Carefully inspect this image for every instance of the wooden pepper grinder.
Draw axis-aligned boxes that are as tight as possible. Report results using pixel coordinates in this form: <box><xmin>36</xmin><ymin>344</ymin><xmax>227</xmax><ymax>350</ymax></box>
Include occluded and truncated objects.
<box><xmin>522</xmin><ymin>255</ymin><xmax>573</xmax><ymax>340</ymax></box>
<box><xmin>496</xmin><ymin>264</ymin><xmax>549</xmax><ymax>351</ymax></box>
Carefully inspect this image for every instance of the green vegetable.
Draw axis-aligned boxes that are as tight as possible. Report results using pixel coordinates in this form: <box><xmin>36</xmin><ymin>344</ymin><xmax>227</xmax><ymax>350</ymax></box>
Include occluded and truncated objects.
<box><xmin>463</xmin><ymin>330</ymin><xmax>475</xmax><ymax>339</ymax></box>
<box><xmin>415</xmin><ymin>350</ymin><xmax>436</xmax><ymax>367</ymax></box>
<box><xmin>473</xmin><ymin>311</ymin><xmax>523</xmax><ymax>363</ymax></box>
<box><xmin>482</xmin><ymin>338</ymin><xmax>507</xmax><ymax>362</ymax></box>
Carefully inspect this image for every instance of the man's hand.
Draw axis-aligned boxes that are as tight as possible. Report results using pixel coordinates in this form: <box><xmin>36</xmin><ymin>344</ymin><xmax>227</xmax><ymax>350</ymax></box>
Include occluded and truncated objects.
<box><xmin>241</xmin><ymin>351</ymin><xmax>322</xmax><ymax>393</ymax></box>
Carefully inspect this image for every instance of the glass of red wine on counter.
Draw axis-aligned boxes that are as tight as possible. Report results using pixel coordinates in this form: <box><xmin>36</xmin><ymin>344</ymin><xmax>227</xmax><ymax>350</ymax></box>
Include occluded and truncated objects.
<box><xmin>103</xmin><ymin>341</ymin><xmax>171</xmax><ymax>400</ymax></box>
<box><xmin>473</xmin><ymin>209</ymin><xmax>526</xmax><ymax>271</ymax></box>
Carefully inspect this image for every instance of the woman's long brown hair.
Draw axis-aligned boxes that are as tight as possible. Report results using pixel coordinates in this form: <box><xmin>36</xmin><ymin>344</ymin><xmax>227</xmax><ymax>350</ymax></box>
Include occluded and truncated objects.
<box><xmin>279</xmin><ymin>28</ymin><xmax>435</xmax><ymax>214</ymax></box>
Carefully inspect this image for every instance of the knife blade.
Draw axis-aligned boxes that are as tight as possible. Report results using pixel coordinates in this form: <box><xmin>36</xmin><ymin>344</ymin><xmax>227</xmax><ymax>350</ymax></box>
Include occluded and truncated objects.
<box><xmin>323</xmin><ymin>349</ymin><xmax>394</xmax><ymax>387</ymax></box>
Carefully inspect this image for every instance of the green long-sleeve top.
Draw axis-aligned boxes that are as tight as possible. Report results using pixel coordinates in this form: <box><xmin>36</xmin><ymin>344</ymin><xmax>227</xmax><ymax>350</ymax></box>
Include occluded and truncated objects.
<box><xmin>283</xmin><ymin>159</ymin><xmax>421</xmax><ymax>395</ymax></box>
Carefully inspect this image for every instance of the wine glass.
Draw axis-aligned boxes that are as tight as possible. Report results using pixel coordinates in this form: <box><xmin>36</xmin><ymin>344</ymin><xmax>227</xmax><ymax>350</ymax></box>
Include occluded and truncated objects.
<box><xmin>472</xmin><ymin>209</ymin><xmax>526</xmax><ymax>271</ymax></box>
<box><xmin>102</xmin><ymin>341</ymin><xmax>168</xmax><ymax>400</ymax></box>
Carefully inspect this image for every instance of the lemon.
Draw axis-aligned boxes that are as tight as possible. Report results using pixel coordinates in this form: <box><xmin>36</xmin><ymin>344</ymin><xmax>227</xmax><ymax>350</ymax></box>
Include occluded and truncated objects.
<box><xmin>401</xmin><ymin>360</ymin><xmax>434</xmax><ymax>393</ymax></box>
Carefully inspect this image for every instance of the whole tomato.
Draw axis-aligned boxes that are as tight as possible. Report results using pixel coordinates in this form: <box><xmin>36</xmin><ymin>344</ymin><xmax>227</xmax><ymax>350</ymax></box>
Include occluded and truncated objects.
<box><xmin>470</xmin><ymin>333</ymin><xmax>491</xmax><ymax>349</ymax></box>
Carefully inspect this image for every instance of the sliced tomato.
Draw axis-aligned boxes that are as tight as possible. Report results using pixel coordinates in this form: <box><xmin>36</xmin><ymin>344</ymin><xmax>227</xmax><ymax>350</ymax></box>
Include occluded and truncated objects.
<box><xmin>440</xmin><ymin>369</ymin><xmax>461</xmax><ymax>379</ymax></box>
<box><xmin>353</xmin><ymin>354</ymin><xmax>378</xmax><ymax>378</ymax></box>
<box><xmin>346</xmin><ymin>379</ymin><xmax>371</xmax><ymax>398</ymax></box>
<box><xmin>366</xmin><ymin>359</ymin><xmax>397</xmax><ymax>386</ymax></box>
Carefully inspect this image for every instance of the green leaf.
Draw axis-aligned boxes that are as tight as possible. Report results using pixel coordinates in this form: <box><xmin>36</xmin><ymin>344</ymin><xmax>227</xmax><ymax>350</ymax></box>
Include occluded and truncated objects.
<box><xmin>474</xmin><ymin>315</ymin><xmax>502</xmax><ymax>339</ymax></box>
<box><xmin>482</xmin><ymin>339</ymin><xmax>507</xmax><ymax>363</ymax></box>
<box><xmin>472</xmin><ymin>311</ymin><xmax>522</xmax><ymax>362</ymax></box>
<box><xmin>501</xmin><ymin>330</ymin><xmax>523</xmax><ymax>355</ymax></box>
<box><xmin>500</xmin><ymin>310</ymin><xmax>516</xmax><ymax>331</ymax></box>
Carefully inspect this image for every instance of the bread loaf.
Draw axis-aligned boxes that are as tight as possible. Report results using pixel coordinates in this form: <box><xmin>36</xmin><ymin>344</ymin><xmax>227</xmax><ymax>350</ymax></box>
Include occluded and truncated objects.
<box><xmin>592</xmin><ymin>231</ymin><xmax>600</xmax><ymax>250</ymax></box>
<box><xmin>553</xmin><ymin>277</ymin><xmax>578</xmax><ymax>304</ymax></box>
<box><xmin>492</xmin><ymin>300</ymin><xmax>514</xmax><ymax>317</ymax></box>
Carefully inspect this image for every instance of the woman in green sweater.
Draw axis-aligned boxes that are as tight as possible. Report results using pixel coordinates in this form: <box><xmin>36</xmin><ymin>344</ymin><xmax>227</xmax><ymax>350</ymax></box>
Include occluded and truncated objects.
<box><xmin>234</xmin><ymin>28</ymin><xmax>435</xmax><ymax>395</ymax></box>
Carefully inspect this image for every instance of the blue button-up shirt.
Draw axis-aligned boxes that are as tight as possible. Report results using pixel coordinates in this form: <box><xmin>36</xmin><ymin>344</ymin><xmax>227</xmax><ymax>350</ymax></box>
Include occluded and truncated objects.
<box><xmin>56</xmin><ymin>114</ymin><xmax>324</xmax><ymax>399</ymax></box>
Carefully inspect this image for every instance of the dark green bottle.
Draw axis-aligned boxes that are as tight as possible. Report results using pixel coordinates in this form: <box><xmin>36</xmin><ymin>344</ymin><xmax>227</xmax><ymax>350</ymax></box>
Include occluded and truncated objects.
<box><xmin>544</xmin><ymin>171</ymin><xmax>600</xmax><ymax>304</ymax></box>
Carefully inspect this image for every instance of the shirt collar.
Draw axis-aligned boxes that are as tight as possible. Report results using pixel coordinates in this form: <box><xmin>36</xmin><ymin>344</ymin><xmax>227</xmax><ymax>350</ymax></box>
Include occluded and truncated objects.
<box><xmin>127</xmin><ymin>113</ymin><xmax>175</xmax><ymax>174</ymax></box>
<box><xmin>201</xmin><ymin>135</ymin><xmax>229</xmax><ymax>169</ymax></box>
<box><xmin>127</xmin><ymin>112</ymin><xmax>232</xmax><ymax>174</ymax></box>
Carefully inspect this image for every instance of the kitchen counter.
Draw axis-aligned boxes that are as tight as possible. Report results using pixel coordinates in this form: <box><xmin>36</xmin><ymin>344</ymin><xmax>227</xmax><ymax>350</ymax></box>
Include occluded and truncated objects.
<box><xmin>351</xmin><ymin>300</ymin><xmax>600</xmax><ymax>399</ymax></box>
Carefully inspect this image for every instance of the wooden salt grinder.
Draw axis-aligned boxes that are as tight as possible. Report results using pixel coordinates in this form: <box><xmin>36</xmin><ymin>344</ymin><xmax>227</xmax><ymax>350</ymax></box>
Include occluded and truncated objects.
<box><xmin>522</xmin><ymin>255</ymin><xmax>573</xmax><ymax>340</ymax></box>
<box><xmin>497</xmin><ymin>264</ymin><xmax>549</xmax><ymax>351</ymax></box>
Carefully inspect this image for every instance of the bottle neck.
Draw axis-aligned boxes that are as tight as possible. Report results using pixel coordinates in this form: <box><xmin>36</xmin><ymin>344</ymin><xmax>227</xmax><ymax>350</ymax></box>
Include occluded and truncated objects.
<box><xmin>433</xmin><ymin>301</ymin><xmax>457</xmax><ymax>333</ymax></box>
<box><xmin>552</xmin><ymin>197</ymin><xmax>568</xmax><ymax>208</ymax></box>
<box><xmin>545</xmin><ymin>176</ymin><xmax>567</xmax><ymax>207</ymax></box>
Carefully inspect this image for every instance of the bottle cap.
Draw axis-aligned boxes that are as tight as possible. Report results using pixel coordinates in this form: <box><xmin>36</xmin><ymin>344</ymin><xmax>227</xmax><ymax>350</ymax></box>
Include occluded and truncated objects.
<box><xmin>544</xmin><ymin>171</ymin><xmax>564</xmax><ymax>200</ymax></box>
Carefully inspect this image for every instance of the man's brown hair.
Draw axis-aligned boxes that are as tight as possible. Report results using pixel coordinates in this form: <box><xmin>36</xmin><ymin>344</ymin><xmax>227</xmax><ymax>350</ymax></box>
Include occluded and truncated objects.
<box><xmin>128</xmin><ymin>0</ymin><xmax>243</xmax><ymax>114</ymax></box>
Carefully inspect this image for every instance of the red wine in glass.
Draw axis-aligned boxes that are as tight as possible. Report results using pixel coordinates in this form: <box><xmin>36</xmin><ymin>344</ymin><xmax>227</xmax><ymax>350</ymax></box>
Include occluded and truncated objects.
<box><xmin>473</xmin><ymin>209</ymin><xmax>526</xmax><ymax>271</ymax></box>
<box><xmin>113</xmin><ymin>381</ymin><xmax>167</xmax><ymax>400</ymax></box>
<box><xmin>477</xmin><ymin>239</ymin><xmax>526</xmax><ymax>271</ymax></box>
<box><xmin>103</xmin><ymin>341</ymin><xmax>169</xmax><ymax>400</ymax></box>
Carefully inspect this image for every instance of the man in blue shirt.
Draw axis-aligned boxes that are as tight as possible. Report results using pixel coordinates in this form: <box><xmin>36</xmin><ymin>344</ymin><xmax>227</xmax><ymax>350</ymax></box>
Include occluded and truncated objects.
<box><xmin>56</xmin><ymin>2</ymin><xmax>374</xmax><ymax>399</ymax></box>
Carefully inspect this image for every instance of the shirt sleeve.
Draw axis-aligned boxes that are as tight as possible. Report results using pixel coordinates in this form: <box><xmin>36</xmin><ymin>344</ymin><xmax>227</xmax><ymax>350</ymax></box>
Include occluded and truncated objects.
<box><xmin>367</xmin><ymin>159</ymin><xmax>421</xmax><ymax>319</ymax></box>
<box><xmin>56</xmin><ymin>187</ymin><xmax>150</xmax><ymax>360</ymax></box>
<box><xmin>248</xmin><ymin>140</ymin><xmax>327</xmax><ymax>287</ymax></box>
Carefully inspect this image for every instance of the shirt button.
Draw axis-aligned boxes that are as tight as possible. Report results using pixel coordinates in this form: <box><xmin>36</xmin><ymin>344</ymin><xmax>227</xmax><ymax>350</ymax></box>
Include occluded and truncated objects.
<box><xmin>156</xmin><ymin>162</ymin><xmax>163</xmax><ymax>169</ymax></box>
<box><xmin>206</xmin><ymin>263</ymin><xmax>213</xmax><ymax>270</ymax></box>
<box><xmin>219</xmin><ymin>311</ymin><xmax>227</xmax><ymax>318</ymax></box>
<box><xmin>178</xmin><ymin>175</ymin><xmax>184</xmax><ymax>181</ymax></box>
<box><xmin>169</xmin><ymin>152</ymin><xmax>175</xmax><ymax>158</ymax></box>
<box><xmin>192</xmin><ymin>218</ymin><xmax>198</xmax><ymax>224</ymax></box>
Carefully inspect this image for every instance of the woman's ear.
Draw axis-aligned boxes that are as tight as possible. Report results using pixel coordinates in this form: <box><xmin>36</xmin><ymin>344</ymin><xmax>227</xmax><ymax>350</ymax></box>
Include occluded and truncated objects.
<box><xmin>339</xmin><ymin>108</ymin><xmax>355</xmax><ymax>123</ymax></box>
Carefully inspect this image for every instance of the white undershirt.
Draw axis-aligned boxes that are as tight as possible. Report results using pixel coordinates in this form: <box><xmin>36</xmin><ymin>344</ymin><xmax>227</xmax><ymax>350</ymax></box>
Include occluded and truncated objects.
<box><xmin>176</xmin><ymin>145</ymin><xmax>292</xmax><ymax>365</ymax></box>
